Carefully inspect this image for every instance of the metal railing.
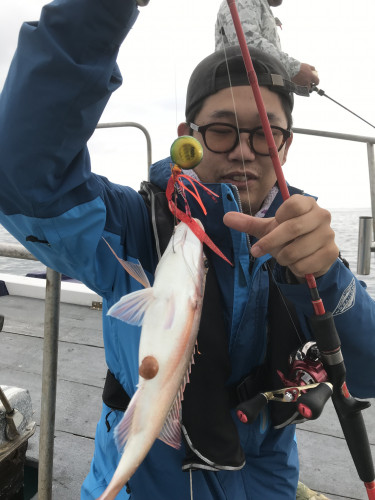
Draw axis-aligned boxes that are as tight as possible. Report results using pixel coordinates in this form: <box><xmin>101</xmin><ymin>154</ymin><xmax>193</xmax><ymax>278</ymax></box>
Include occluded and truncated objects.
<box><xmin>1</xmin><ymin>126</ymin><xmax>374</xmax><ymax>498</ymax></box>
<box><xmin>96</xmin><ymin>121</ymin><xmax>152</xmax><ymax>178</ymax></box>
<box><xmin>0</xmin><ymin>244</ymin><xmax>61</xmax><ymax>499</ymax></box>
<box><xmin>293</xmin><ymin>128</ymin><xmax>375</xmax><ymax>275</ymax></box>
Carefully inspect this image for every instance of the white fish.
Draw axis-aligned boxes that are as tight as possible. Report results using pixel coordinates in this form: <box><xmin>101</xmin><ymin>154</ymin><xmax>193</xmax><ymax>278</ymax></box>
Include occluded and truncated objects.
<box><xmin>97</xmin><ymin>220</ymin><xmax>207</xmax><ymax>500</ymax></box>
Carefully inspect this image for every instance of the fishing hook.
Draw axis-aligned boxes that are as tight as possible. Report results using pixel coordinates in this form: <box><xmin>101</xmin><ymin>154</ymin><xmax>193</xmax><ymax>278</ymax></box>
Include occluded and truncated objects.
<box><xmin>225</xmin><ymin>1</ymin><xmax>375</xmax><ymax>498</ymax></box>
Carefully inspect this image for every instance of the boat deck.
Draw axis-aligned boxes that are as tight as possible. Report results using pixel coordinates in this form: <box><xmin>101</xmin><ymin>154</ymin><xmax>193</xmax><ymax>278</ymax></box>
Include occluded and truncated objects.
<box><xmin>0</xmin><ymin>293</ymin><xmax>374</xmax><ymax>500</ymax></box>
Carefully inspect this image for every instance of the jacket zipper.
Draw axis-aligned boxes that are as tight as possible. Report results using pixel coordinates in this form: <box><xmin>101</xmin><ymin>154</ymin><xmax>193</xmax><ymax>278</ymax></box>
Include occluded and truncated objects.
<box><xmin>230</xmin><ymin>185</ymin><xmax>256</xmax><ymax>274</ymax></box>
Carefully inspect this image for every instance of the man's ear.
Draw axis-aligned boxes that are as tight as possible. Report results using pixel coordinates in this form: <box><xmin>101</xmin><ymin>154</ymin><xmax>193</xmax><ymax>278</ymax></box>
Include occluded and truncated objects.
<box><xmin>281</xmin><ymin>130</ymin><xmax>293</xmax><ymax>165</ymax></box>
<box><xmin>177</xmin><ymin>122</ymin><xmax>190</xmax><ymax>137</ymax></box>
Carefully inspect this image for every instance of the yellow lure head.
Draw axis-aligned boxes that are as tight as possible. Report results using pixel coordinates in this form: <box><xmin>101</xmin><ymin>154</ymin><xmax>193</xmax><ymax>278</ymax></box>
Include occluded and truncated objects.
<box><xmin>170</xmin><ymin>136</ymin><xmax>203</xmax><ymax>169</ymax></box>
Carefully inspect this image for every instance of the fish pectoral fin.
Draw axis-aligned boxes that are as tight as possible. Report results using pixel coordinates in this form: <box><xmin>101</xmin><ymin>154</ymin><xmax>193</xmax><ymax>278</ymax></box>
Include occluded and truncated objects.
<box><xmin>102</xmin><ymin>237</ymin><xmax>151</xmax><ymax>288</ymax></box>
<box><xmin>107</xmin><ymin>288</ymin><xmax>154</xmax><ymax>326</ymax></box>
<box><xmin>158</xmin><ymin>395</ymin><xmax>182</xmax><ymax>450</ymax></box>
<box><xmin>114</xmin><ymin>389</ymin><xmax>140</xmax><ymax>451</ymax></box>
<box><xmin>121</xmin><ymin>260</ymin><xmax>151</xmax><ymax>289</ymax></box>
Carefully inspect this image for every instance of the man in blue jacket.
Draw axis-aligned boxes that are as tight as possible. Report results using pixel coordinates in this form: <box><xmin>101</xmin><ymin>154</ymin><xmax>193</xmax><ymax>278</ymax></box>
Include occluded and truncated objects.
<box><xmin>0</xmin><ymin>1</ymin><xmax>374</xmax><ymax>499</ymax></box>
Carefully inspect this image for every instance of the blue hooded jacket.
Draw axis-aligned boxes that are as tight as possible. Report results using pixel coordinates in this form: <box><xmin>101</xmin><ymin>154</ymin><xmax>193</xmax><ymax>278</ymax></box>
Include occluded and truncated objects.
<box><xmin>0</xmin><ymin>1</ymin><xmax>374</xmax><ymax>498</ymax></box>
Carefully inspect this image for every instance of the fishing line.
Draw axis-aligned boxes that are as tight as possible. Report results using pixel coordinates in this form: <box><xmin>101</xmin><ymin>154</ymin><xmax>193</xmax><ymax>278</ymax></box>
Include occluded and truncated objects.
<box><xmin>312</xmin><ymin>85</ymin><xmax>375</xmax><ymax>130</ymax></box>
<box><xmin>220</xmin><ymin>17</ymin><xmax>305</xmax><ymax>345</ymax></box>
<box><xmin>221</xmin><ymin>28</ymin><xmax>253</xmax><ymax>216</ymax></box>
<box><xmin>171</xmin><ymin>223</ymin><xmax>177</xmax><ymax>254</ymax></box>
<box><xmin>266</xmin><ymin>265</ymin><xmax>304</xmax><ymax>345</ymax></box>
<box><xmin>180</xmin><ymin>231</ymin><xmax>200</xmax><ymax>284</ymax></box>
<box><xmin>170</xmin><ymin>0</ymin><xmax>180</xmax><ymax>133</ymax></box>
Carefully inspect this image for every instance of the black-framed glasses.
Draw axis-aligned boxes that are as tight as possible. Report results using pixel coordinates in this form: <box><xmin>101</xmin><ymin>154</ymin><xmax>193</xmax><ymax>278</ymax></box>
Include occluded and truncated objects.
<box><xmin>190</xmin><ymin>122</ymin><xmax>291</xmax><ymax>156</ymax></box>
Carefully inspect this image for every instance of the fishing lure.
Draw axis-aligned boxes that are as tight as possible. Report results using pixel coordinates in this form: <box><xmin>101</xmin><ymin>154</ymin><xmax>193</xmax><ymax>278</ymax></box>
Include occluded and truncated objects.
<box><xmin>167</xmin><ymin>135</ymin><xmax>233</xmax><ymax>266</ymax></box>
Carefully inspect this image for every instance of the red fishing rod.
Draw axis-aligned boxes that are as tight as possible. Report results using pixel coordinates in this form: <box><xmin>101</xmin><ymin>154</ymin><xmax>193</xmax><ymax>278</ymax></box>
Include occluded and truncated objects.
<box><xmin>226</xmin><ymin>1</ymin><xmax>375</xmax><ymax>498</ymax></box>
<box><xmin>225</xmin><ymin>0</ymin><xmax>324</xmax><ymax>312</ymax></box>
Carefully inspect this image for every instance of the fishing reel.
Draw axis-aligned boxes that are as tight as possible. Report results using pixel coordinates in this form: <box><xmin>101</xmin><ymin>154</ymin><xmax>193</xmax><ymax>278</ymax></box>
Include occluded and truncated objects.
<box><xmin>278</xmin><ymin>341</ymin><xmax>328</xmax><ymax>387</ymax></box>
<box><xmin>236</xmin><ymin>342</ymin><xmax>333</xmax><ymax>426</ymax></box>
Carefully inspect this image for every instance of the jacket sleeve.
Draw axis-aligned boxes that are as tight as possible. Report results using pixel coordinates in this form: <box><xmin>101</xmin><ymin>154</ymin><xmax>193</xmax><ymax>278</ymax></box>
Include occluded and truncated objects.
<box><xmin>0</xmin><ymin>0</ymin><xmax>155</xmax><ymax>296</ymax></box>
<box><xmin>215</xmin><ymin>0</ymin><xmax>300</xmax><ymax>78</ymax></box>
<box><xmin>277</xmin><ymin>259</ymin><xmax>375</xmax><ymax>398</ymax></box>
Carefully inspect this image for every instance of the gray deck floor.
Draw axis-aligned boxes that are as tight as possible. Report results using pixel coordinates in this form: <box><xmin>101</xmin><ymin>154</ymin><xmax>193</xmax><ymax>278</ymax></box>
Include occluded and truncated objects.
<box><xmin>0</xmin><ymin>293</ymin><xmax>374</xmax><ymax>500</ymax></box>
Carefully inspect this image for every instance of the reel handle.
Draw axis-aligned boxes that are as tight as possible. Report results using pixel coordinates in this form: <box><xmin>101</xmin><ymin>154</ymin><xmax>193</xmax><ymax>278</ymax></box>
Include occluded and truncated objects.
<box><xmin>297</xmin><ymin>382</ymin><xmax>333</xmax><ymax>420</ymax></box>
<box><xmin>236</xmin><ymin>393</ymin><xmax>268</xmax><ymax>424</ymax></box>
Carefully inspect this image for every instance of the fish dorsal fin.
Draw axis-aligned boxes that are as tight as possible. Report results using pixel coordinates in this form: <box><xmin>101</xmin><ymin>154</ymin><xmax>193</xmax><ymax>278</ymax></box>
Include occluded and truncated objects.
<box><xmin>103</xmin><ymin>237</ymin><xmax>151</xmax><ymax>288</ymax></box>
<box><xmin>107</xmin><ymin>288</ymin><xmax>154</xmax><ymax>326</ymax></box>
<box><xmin>114</xmin><ymin>389</ymin><xmax>140</xmax><ymax>451</ymax></box>
<box><xmin>158</xmin><ymin>345</ymin><xmax>197</xmax><ymax>449</ymax></box>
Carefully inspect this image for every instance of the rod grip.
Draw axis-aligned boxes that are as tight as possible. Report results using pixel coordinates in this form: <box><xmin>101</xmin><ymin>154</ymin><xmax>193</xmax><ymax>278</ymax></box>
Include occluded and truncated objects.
<box><xmin>310</xmin><ymin>311</ymin><xmax>375</xmax><ymax>485</ymax></box>
<box><xmin>333</xmin><ymin>399</ymin><xmax>375</xmax><ymax>483</ymax></box>
<box><xmin>309</xmin><ymin>312</ymin><xmax>340</xmax><ymax>352</ymax></box>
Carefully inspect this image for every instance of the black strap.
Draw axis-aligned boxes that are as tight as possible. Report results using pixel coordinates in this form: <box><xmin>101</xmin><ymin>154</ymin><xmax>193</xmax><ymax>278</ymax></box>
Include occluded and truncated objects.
<box><xmin>102</xmin><ymin>370</ymin><xmax>130</xmax><ymax>412</ymax></box>
<box><xmin>139</xmin><ymin>180</ymin><xmax>175</xmax><ymax>258</ymax></box>
<box><xmin>181</xmin><ymin>262</ymin><xmax>245</xmax><ymax>470</ymax></box>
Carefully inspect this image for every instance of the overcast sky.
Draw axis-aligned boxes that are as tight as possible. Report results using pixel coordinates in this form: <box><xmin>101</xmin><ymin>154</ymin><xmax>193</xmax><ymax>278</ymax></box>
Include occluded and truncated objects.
<box><xmin>1</xmin><ymin>0</ymin><xmax>375</xmax><ymax>209</ymax></box>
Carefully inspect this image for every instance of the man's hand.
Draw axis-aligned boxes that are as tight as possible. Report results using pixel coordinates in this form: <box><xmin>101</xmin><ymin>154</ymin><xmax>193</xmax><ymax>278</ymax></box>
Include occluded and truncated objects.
<box><xmin>292</xmin><ymin>63</ymin><xmax>320</xmax><ymax>88</ymax></box>
<box><xmin>223</xmin><ymin>195</ymin><xmax>339</xmax><ymax>280</ymax></box>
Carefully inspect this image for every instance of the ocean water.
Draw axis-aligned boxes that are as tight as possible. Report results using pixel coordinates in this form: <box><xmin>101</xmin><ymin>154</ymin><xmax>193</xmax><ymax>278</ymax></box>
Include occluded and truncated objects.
<box><xmin>330</xmin><ymin>207</ymin><xmax>375</xmax><ymax>298</ymax></box>
<box><xmin>0</xmin><ymin>226</ymin><xmax>46</xmax><ymax>276</ymax></box>
<box><xmin>1</xmin><ymin>207</ymin><xmax>375</xmax><ymax>297</ymax></box>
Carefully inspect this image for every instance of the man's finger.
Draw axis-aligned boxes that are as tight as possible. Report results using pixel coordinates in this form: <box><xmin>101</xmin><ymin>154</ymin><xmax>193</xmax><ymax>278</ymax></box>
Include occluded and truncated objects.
<box><xmin>223</xmin><ymin>212</ymin><xmax>254</xmax><ymax>232</ymax></box>
<box><xmin>223</xmin><ymin>212</ymin><xmax>275</xmax><ymax>239</ymax></box>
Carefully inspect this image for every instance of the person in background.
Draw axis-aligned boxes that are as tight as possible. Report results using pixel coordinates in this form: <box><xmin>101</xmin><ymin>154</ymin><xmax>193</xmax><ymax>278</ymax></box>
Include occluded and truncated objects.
<box><xmin>215</xmin><ymin>0</ymin><xmax>320</xmax><ymax>88</ymax></box>
<box><xmin>0</xmin><ymin>1</ymin><xmax>374</xmax><ymax>499</ymax></box>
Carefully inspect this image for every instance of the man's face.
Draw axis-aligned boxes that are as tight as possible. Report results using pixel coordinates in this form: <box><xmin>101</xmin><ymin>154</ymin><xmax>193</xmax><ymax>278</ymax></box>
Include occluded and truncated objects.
<box><xmin>179</xmin><ymin>86</ymin><xmax>292</xmax><ymax>215</ymax></box>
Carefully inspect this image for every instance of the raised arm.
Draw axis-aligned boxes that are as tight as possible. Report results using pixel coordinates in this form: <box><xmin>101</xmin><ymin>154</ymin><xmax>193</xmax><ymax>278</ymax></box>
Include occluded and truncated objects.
<box><xmin>0</xmin><ymin>0</ymin><xmax>153</xmax><ymax>295</ymax></box>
